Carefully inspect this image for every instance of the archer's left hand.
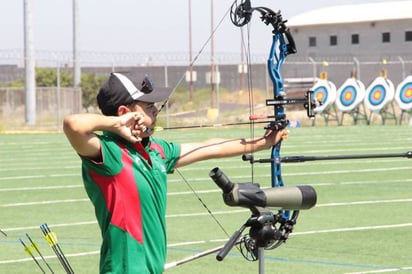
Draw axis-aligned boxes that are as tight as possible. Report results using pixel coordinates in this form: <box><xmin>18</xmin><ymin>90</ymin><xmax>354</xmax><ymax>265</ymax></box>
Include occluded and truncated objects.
<box><xmin>264</xmin><ymin>128</ymin><xmax>289</xmax><ymax>146</ymax></box>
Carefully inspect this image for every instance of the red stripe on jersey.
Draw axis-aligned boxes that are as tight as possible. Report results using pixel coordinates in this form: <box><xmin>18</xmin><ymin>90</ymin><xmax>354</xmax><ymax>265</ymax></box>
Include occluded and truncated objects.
<box><xmin>88</xmin><ymin>146</ymin><xmax>143</xmax><ymax>243</ymax></box>
<box><xmin>149</xmin><ymin>143</ymin><xmax>165</xmax><ymax>159</ymax></box>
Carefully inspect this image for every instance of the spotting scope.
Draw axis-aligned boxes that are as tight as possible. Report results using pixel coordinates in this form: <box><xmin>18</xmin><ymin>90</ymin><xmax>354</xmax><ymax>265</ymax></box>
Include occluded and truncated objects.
<box><xmin>209</xmin><ymin>167</ymin><xmax>317</xmax><ymax>210</ymax></box>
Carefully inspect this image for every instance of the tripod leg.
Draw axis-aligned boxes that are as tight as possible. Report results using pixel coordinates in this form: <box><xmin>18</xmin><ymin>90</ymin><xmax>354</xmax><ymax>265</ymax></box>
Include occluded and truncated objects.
<box><xmin>258</xmin><ymin>248</ymin><xmax>265</xmax><ymax>274</ymax></box>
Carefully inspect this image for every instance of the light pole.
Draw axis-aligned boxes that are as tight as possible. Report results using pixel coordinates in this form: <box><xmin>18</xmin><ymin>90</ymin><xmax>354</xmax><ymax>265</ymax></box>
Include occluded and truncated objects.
<box><xmin>210</xmin><ymin>0</ymin><xmax>217</xmax><ymax>109</ymax></box>
<box><xmin>188</xmin><ymin>0</ymin><xmax>194</xmax><ymax>101</ymax></box>
<box><xmin>73</xmin><ymin>0</ymin><xmax>81</xmax><ymax>87</ymax></box>
<box><xmin>24</xmin><ymin>0</ymin><xmax>36</xmax><ymax>125</ymax></box>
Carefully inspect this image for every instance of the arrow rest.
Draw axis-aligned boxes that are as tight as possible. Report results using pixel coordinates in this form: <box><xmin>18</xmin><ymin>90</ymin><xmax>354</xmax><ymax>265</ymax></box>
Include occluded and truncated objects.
<box><xmin>264</xmin><ymin>119</ymin><xmax>288</xmax><ymax>131</ymax></box>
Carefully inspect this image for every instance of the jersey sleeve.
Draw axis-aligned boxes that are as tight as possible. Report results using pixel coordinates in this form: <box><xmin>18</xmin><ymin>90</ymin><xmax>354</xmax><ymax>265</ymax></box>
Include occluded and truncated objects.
<box><xmin>81</xmin><ymin>134</ymin><xmax>123</xmax><ymax>176</ymax></box>
<box><xmin>149</xmin><ymin>138</ymin><xmax>181</xmax><ymax>174</ymax></box>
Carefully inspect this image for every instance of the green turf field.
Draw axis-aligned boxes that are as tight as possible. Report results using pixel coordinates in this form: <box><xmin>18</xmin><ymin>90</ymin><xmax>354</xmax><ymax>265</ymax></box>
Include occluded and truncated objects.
<box><xmin>0</xmin><ymin>125</ymin><xmax>411</xmax><ymax>273</ymax></box>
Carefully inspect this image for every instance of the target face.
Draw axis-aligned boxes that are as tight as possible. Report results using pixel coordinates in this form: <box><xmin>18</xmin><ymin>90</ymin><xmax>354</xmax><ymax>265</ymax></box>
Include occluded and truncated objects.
<box><xmin>365</xmin><ymin>77</ymin><xmax>394</xmax><ymax>112</ymax></box>
<box><xmin>311</xmin><ymin>80</ymin><xmax>337</xmax><ymax>113</ymax></box>
<box><xmin>340</xmin><ymin>86</ymin><xmax>357</xmax><ymax>107</ymax></box>
<box><xmin>336</xmin><ymin>78</ymin><xmax>365</xmax><ymax>112</ymax></box>
<box><xmin>395</xmin><ymin>76</ymin><xmax>412</xmax><ymax>110</ymax></box>
<box><xmin>313</xmin><ymin>86</ymin><xmax>328</xmax><ymax>104</ymax></box>
<box><xmin>368</xmin><ymin>85</ymin><xmax>386</xmax><ymax>106</ymax></box>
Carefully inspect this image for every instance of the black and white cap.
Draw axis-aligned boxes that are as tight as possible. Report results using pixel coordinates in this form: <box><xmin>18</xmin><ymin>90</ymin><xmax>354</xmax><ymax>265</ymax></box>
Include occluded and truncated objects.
<box><xmin>97</xmin><ymin>72</ymin><xmax>172</xmax><ymax>116</ymax></box>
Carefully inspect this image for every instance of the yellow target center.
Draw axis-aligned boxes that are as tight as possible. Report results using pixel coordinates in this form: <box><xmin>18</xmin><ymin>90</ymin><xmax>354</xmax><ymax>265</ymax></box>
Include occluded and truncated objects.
<box><xmin>345</xmin><ymin>93</ymin><xmax>353</xmax><ymax>100</ymax></box>
<box><xmin>373</xmin><ymin>91</ymin><xmax>382</xmax><ymax>99</ymax></box>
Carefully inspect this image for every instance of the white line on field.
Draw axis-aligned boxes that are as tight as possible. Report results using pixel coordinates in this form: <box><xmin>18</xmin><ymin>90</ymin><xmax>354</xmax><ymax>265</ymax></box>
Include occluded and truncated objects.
<box><xmin>1</xmin><ymin>197</ymin><xmax>411</xmax><ymax>208</ymax></box>
<box><xmin>292</xmin><ymin>223</ymin><xmax>412</xmax><ymax>236</ymax></box>
<box><xmin>166</xmin><ymin>209</ymin><xmax>247</xmax><ymax>218</ymax></box>
<box><xmin>0</xmin><ymin>185</ymin><xmax>82</xmax><ymax>192</ymax></box>
<box><xmin>0</xmin><ymin>198</ymin><xmax>90</xmax><ymax>207</ymax></box>
<box><xmin>165</xmin><ymin>223</ymin><xmax>412</xmax><ymax>245</ymax></box>
<box><xmin>0</xmin><ymin>165</ymin><xmax>79</xmax><ymax>172</ymax></box>
<box><xmin>346</xmin><ymin>266</ymin><xmax>412</xmax><ymax>273</ymax></box>
<box><xmin>0</xmin><ymin>251</ymin><xmax>100</xmax><ymax>265</ymax></box>
<box><xmin>1</xmin><ymin>177</ymin><xmax>410</xmax><ymax>193</ymax></box>
<box><xmin>317</xmin><ymin>198</ymin><xmax>412</xmax><ymax>207</ymax></box>
<box><xmin>1</xmin><ymin>165</ymin><xmax>410</xmax><ymax>182</ymax></box>
<box><xmin>0</xmin><ymin>174</ymin><xmax>79</xmax><ymax>181</ymax></box>
<box><xmin>1</xmin><ymin>223</ymin><xmax>411</xmax><ymax>265</ymax></box>
<box><xmin>2</xmin><ymin>221</ymin><xmax>97</xmax><ymax>232</ymax></box>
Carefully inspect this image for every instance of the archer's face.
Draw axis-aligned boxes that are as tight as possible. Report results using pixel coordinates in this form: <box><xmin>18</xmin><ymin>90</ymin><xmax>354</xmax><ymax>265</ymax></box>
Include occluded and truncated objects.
<box><xmin>131</xmin><ymin>101</ymin><xmax>159</xmax><ymax>136</ymax></box>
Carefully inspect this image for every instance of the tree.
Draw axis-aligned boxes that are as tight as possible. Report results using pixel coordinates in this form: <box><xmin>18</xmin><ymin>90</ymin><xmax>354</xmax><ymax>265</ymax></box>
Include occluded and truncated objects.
<box><xmin>36</xmin><ymin>68</ymin><xmax>73</xmax><ymax>87</ymax></box>
<box><xmin>80</xmin><ymin>73</ymin><xmax>107</xmax><ymax>111</ymax></box>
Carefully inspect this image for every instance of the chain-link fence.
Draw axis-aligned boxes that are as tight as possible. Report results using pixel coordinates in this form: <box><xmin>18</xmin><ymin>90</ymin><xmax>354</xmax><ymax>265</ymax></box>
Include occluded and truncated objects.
<box><xmin>1</xmin><ymin>52</ymin><xmax>411</xmax><ymax>131</ymax></box>
<box><xmin>0</xmin><ymin>87</ymin><xmax>81</xmax><ymax>131</ymax></box>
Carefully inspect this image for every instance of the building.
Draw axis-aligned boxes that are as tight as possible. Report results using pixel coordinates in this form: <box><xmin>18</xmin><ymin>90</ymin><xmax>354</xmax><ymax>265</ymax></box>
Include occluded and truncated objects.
<box><xmin>277</xmin><ymin>1</ymin><xmax>412</xmax><ymax>87</ymax></box>
<box><xmin>287</xmin><ymin>1</ymin><xmax>412</xmax><ymax>61</ymax></box>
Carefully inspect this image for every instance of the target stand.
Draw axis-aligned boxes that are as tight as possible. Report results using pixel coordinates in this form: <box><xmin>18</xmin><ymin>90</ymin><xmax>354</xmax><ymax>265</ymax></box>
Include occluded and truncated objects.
<box><xmin>372</xmin><ymin>101</ymin><xmax>398</xmax><ymax>125</ymax></box>
<box><xmin>313</xmin><ymin>104</ymin><xmax>340</xmax><ymax>126</ymax></box>
<box><xmin>336</xmin><ymin>76</ymin><xmax>369</xmax><ymax>125</ymax></box>
<box><xmin>311</xmin><ymin>72</ymin><xmax>340</xmax><ymax>126</ymax></box>
<box><xmin>395</xmin><ymin>75</ymin><xmax>412</xmax><ymax>125</ymax></box>
<box><xmin>399</xmin><ymin>109</ymin><xmax>412</xmax><ymax>125</ymax></box>
<box><xmin>365</xmin><ymin>71</ymin><xmax>397</xmax><ymax>125</ymax></box>
<box><xmin>341</xmin><ymin>104</ymin><xmax>369</xmax><ymax>125</ymax></box>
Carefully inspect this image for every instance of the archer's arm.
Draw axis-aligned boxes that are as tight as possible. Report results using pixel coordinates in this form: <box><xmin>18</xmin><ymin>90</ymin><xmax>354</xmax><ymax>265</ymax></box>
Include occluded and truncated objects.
<box><xmin>63</xmin><ymin>112</ymin><xmax>144</xmax><ymax>159</ymax></box>
<box><xmin>176</xmin><ymin>129</ymin><xmax>287</xmax><ymax>167</ymax></box>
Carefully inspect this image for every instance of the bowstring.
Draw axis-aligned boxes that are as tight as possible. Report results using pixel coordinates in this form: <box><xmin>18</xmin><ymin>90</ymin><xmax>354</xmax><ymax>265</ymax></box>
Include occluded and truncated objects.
<box><xmin>170</xmin><ymin>0</ymin><xmax>241</xmax><ymax>241</ymax></box>
<box><xmin>176</xmin><ymin>169</ymin><xmax>230</xmax><ymax>238</ymax></box>
<box><xmin>158</xmin><ymin>3</ymin><xmax>233</xmax><ymax>113</ymax></box>
<box><xmin>241</xmin><ymin>17</ymin><xmax>256</xmax><ymax>184</ymax></box>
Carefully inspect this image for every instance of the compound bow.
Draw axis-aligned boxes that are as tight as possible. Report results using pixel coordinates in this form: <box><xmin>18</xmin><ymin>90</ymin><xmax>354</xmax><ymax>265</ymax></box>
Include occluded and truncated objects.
<box><xmin>209</xmin><ymin>0</ymin><xmax>318</xmax><ymax>264</ymax></box>
<box><xmin>166</xmin><ymin>1</ymin><xmax>319</xmax><ymax>271</ymax></box>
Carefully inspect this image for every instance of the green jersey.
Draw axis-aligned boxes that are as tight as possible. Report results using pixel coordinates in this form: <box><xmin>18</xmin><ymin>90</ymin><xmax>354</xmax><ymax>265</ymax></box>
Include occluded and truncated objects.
<box><xmin>81</xmin><ymin>132</ymin><xmax>180</xmax><ymax>273</ymax></box>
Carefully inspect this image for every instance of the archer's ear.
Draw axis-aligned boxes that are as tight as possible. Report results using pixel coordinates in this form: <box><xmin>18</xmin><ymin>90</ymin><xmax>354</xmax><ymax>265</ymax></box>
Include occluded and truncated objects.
<box><xmin>117</xmin><ymin>105</ymin><xmax>130</xmax><ymax>116</ymax></box>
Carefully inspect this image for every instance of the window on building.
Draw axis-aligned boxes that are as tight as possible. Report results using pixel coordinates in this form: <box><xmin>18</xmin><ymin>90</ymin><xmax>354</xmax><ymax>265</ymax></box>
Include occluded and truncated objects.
<box><xmin>330</xmin><ymin>35</ymin><xmax>338</xmax><ymax>46</ymax></box>
<box><xmin>382</xmin><ymin>32</ymin><xmax>390</xmax><ymax>43</ymax></box>
<box><xmin>351</xmin><ymin>34</ymin><xmax>359</xmax><ymax>44</ymax></box>
<box><xmin>309</xmin><ymin>36</ymin><xmax>316</xmax><ymax>47</ymax></box>
<box><xmin>405</xmin><ymin>31</ymin><xmax>412</xmax><ymax>42</ymax></box>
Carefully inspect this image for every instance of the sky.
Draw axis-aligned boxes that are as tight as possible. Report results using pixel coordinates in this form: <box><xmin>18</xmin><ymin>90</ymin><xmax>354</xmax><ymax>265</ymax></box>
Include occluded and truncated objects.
<box><xmin>0</xmin><ymin>0</ymin><xmax>406</xmax><ymax>58</ymax></box>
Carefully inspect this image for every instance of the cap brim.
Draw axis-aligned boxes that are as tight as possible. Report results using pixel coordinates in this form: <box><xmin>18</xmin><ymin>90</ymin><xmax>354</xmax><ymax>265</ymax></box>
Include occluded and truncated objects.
<box><xmin>137</xmin><ymin>87</ymin><xmax>173</xmax><ymax>103</ymax></box>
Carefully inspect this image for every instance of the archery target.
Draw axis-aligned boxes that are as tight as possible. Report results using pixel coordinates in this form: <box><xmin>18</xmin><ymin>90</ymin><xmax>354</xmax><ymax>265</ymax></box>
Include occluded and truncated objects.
<box><xmin>336</xmin><ymin>78</ymin><xmax>365</xmax><ymax>112</ymax></box>
<box><xmin>364</xmin><ymin>76</ymin><xmax>394</xmax><ymax>112</ymax></box>
<box><xmin>395</xmin><ymin>75</ymin><xmax>412</xmax><ymax>110</ymax></box>
<box><xmin>311</xmin><ymin>79</ymin><xmax>336</xmax><ymax>113</ymax></box>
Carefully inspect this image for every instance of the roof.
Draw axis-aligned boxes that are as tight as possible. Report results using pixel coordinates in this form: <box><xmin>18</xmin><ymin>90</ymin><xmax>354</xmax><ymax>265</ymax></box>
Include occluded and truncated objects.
<box><xmin>287</xmin><ymin>1</ymin><xmax>412</xmax><ymax>27</ymax></box>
